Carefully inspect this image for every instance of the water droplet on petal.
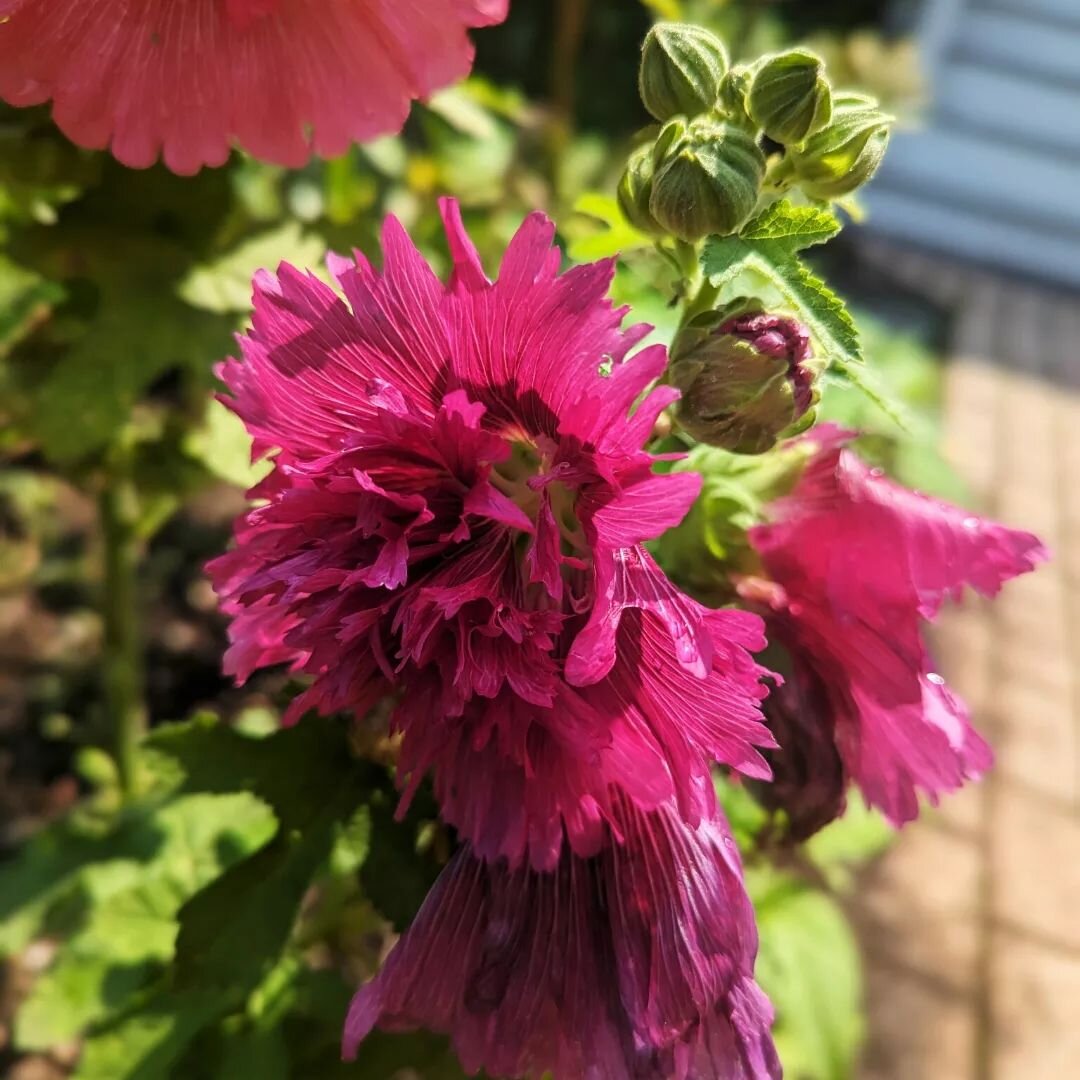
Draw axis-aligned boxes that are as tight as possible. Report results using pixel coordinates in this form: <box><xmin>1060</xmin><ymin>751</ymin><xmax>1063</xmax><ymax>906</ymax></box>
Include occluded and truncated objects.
<box><xmin>869</xmin><ymin>467</ymin><xmax>885</xmax><ymax>478</ymax></box>
<box><xmin>926</xmin><ymin>672</ymin><xmax>946</xmax><ymax>686</ymax></box>
<box><xmin>962</xmin><ymin>517</ymin><xmax>980</xmax><ymax>532</ymax></box>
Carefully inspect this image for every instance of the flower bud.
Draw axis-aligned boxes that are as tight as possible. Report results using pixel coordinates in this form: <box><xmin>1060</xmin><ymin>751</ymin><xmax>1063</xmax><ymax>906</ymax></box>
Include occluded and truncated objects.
<box><xmin>748</xmin><ymin>48</ymin><xmax>832</xmax><ymax>146</ymax></box>
<box><xmin>790</xmin><ymin>92</ymin><xmax>892</xmax><ymax>199</ymax></box>
<box><xmin>638</xmin><ymin>22</ymin><xmax>728</xmax><ymax>122</ymax></box>
<box><xmin>617</xmin><ymin>143</ymin><xmax>662</xmax><ymax>235</ymax></box>
<box><xmin>670</xmin><ymin>311</ymin><xmax>815</xmax><ymax>453</ymax></box>
<box><xmin>718</xmin><ymin>65</ymin><xmax>754</xmax><ymax>128</ymax></box>
<box><xmin>648</xmin><ymin>119</ymin><xmax>765</xmax><ymax>241</ymax></box>
<box><xmin>755</xmin><ymin>677</ymin><xmax>847</xmax><ymax>842</ymax></box>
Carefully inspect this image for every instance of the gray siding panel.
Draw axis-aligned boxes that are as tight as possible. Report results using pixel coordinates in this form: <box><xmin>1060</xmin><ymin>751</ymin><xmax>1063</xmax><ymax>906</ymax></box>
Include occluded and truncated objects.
<box><xmin>862</xmin><ymin>187</ymin><xmax>1080</xmax><ymax>287</ymax></box>
<box><xmin>938</xmin><ymin>64</ymin><xmax>1080</xmax><ymax>153</ymax></box>
<box><xmin>863</xmin><ymin>0</ymin><xmax>1080</xmax><ymax>286</ymax></box>
<box><xmin>960</xmin><ymin>11</ymin><xmax>1080</xmax><ymax>85</ymax></box>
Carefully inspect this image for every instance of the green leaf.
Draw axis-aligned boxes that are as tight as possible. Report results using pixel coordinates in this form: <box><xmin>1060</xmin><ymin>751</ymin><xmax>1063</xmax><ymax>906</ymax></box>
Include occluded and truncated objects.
<box><xmin>822</xmin><ymin>361</ymin><xmax>911</xmax><ymax>431</ymax></box>
<box><xmin>568</xmin><ymin>192</ymin><xmax>652</xmax><ymax>262</ymax></box>
<box><xmin>74</xmin><ymin>991</ymin><xmax>227</xmax><ymax>1080</ymax></box>
<box><xmin>15</xmin><ymin>794</ymin><xmax>275</xmax><ymax>1050</ymax></box>
<box><xmin>714</xmin><ymin>772</ymin><xmax>768</xmax><ymax>850</ymax></box>
<box><xmin>751</xmin><ymin>870</ymin><xmax>864</xmax><ymax>1080</ymax></box>
<box><xmin>359</xmin><ymin>788</ymin><xmax>442</xmax><ymax>932</ymax></box>
<box><xmin>702</xmin><ymin>200</ymin><xmax>859</xmax><ymax>371</ymax></box>
<box><xmin>182</xmin><ymin>398</ymin><xmax>270</xmax><ymax>489</ymax></box>
<box><xmin>739</xmin><ymin>202</ymin><xmax>841</xmax><ymax>249</ymax></box>
<box><xmin>0</xmin><ymin>254</ymin><xmax>64</xmax><ymax>356</ymax></box>
<box><xmin>804</xmin><ymin>799</ymin><xmax>894</xmax><ymax>892</ymax></box>
<box><xmin>178</xmin><ymin>223</ymin><xmax>326</xmax><ymax>315</ymax></box>
<box><xmin>145</xmin><ymin>713</ymin><xmax>373</xmax><ymax>830</ymax></box>
<box><xmin>211</xmin><ymin>1027</ymin><xmax>289</xmax><ymax>1080</ymax></box>
<box><xmin>10</xmin><ymin>228</ymin><xmax>233</xmax><ymax>463</ymax></box>
<box><xmin>71</xmin><ymin>717</ymin><xmax>376</xmax><ymax>1075</ymax></box>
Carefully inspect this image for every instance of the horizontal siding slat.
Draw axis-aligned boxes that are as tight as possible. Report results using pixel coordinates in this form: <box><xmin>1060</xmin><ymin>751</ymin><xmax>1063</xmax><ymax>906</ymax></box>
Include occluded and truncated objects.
<box><xmin>938</xmin><ymin>63</ymin><xmax>1080</xmax><ymax>153</ymax></box>
<box><xmin>981</xmin><ymin>0</ymin><xmax>1080</xmax><ymax>31</ymax></box>
<box><xmin>957</xmin><ymin>11</ymin><xmax>1080</xmax><ymax>88</ymax></box>
<box><xmin>862</xmin><ymin>187</ymin><xmax>1080</xmax><ymax>288</ymax></box>
<box><xmin>873</xmin><ymin>126</ymin><xmax>1080</xmax><ymax>234</ymax></box>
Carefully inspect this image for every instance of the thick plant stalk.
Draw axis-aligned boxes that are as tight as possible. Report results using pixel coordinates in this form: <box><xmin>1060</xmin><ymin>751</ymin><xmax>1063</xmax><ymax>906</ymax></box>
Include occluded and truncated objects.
<box><xmin>548</xmin><ymin>0</ymin><xmax>590</xmax><ymax>190</ymax></box>
<box><xmin>99</xmin><ymin>469</ymin><xmax>146</xmax><ymax>796</ymax></box>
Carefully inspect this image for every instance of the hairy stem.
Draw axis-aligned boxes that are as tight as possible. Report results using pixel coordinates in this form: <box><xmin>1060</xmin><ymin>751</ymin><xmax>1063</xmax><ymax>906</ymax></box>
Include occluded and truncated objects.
<box><xmin>99</xmin><ymin>466</ymin><xmax>146</xmax><ymax>796</ymax></box>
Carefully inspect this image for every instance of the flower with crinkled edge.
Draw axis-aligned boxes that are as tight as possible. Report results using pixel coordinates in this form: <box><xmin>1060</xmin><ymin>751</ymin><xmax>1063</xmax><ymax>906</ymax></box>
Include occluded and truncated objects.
<box><xmin>746</xmin><ymin>425</ymin><xmax>1047</xmax><ymax>827</ymax></box>
<box><xmin>343</xmin><ymin>795</ymin><xmax>780</xmax><ymax>1080</ymax></box>
<box><xmin>208</xmin><ymin>197</ymin><xmax>777</xmax><ymax>872</ymax></box>
<box><xmin>0</xmin><ymin>0</ymin><xmax>507</xmax><ymax>174</ymax></box>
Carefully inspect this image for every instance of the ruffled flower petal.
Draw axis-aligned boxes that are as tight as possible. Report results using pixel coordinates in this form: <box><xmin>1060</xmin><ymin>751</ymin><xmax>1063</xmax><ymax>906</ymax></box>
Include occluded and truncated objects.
<box><xmin>343</xmin><ymin>799</ymin><xmax>779</xmax><ymax>1080</ymax></box>
<box><xmin>0</xmin><ymin>0</ymin><xmax>507</xmax><ymax>173</ymax></box>
<box><xmin>750</xmin><ymin>429</ymin><xmax>1045</xmax><ymax>823</ymax></box>
<box><xmin>212</xmin><ymin>202</ymin><xmax>775</xmax><ymax>870</ymax></box>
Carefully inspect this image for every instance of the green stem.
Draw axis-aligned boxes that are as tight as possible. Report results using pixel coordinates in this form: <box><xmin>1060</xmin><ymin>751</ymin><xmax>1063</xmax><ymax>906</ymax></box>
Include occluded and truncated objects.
<box><xmin>673</xmin><ymin>238</ymin><xmax>720</xmax><ymax>332</ymax></box>
<box><xmin>99</xmin><ymin>466</ymin><xmax>146</xmax><ymax>796</ymax></box>
<box><xmin>547</xmin><ymin>0</ymin><xmax>590</xmax><ymax>201</ymax></box>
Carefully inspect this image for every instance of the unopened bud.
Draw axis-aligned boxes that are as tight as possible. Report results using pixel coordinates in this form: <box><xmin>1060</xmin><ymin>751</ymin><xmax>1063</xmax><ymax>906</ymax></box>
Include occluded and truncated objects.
<box><xmin>617</xmin><ymin>143</ymin><xmax>662</xmax><ymax>235</ymax></box>
<box><xmin>748</xmin><ymin>49</ymin><xmax>832</xmax><ymax>145</ymax></box>
<box><xmin>718</xmin><ymin>65</ymin><xmax>754</xmax><ymax>128</ymax></box>
<box><xmin>670</xmin><ymin>311</ymin><xmax>816</xmax><ymax>453</ymax></box>
<box><xmin>755</xmin><ymin>676</ymin><xmax>847</xmax><ymax>842</ymax></box>
<box><xmin>639</xmin><ymin>22</ymin><xmax>728</xmax><ymax>122</ymax></box>
<box><xmin>648</xmin><ymin>119</ymin><xmax>765</xmax><ymax>241</ymax></box>
<box><xmin>790</xmin><ymin>92</ymin><xmax>892</xmax><ymax>198</ymax></box>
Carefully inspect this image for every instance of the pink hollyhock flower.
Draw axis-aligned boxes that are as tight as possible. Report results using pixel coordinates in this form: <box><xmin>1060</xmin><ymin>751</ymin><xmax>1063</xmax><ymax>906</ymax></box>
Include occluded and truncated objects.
<box><xmin>343</xmin><ymin>797</ymin><xmax>779</xmax><ymax>1080</ymax></box>
<box><xmin>0</xmin><ymin>0</ymin><xmax>507</xmax><ymax>174</ymax></box>
<box><xmin>208</xmin><ymin>198</ymin><xmax>776</xmax><ymax>870</ymax></box>
<box><xmin>747</xmin><ymin>426</ymin><xmax>1047</xmax><ymax>826</ymax></box>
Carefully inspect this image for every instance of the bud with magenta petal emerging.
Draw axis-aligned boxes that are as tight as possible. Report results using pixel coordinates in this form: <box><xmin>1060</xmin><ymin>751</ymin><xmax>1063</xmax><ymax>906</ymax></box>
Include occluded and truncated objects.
<box><xmin>790</xmin><ymin>91</ymin><xmax>892</xmax><ymax>199</ymax></box>
<box><xmin>638</xmin><ymin>22</ymin><xmax>728</xmax><ymax>121</ymax></box>
<box><xmin>670</xmin><ymin>311</ymin><xmax>816</xmax><ymax>453</ymax></box>
<box><xmin>649</xmin><ymin>118</ymin><xmax>765</xmax><ymax>241</ymax></box>
<box><xmin>748</xmin><ymin>48</ymin><xmax>832</xmax><ymax>146</ymax></box>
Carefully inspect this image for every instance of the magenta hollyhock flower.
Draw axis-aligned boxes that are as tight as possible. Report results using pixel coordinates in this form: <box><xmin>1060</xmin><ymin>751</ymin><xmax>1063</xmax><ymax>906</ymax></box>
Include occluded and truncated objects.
<box><xmin>0</xmin><ymin>0</ymin><xmax>507</xmax><ymax>174</ymax></box>
<box><xmin>343</xmin><ymin>796</ymin><xmax>779</xmax><ymax>1080</ymax></box>
<box><xmin>747</xmin><ymin>426</ymin><xmax>1047</xmax><ymax>826</ymax></box>
<box><xmin>208</xmin><ymin>198</ymin><xmax>776</xmax><ymax>871</ymax></box>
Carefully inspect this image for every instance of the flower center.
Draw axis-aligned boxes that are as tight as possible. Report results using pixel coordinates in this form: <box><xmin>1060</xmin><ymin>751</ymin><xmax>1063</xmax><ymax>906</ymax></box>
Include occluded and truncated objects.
<box><xmin>489</xmin><ymin>440</ymin><xmax>587</xmax><ymax>558</ymax></box>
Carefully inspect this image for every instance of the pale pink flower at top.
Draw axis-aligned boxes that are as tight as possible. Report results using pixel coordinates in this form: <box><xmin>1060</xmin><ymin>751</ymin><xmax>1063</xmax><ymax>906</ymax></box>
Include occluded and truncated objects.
<box><xmin>747</xmin><ymin>426</ymin><xmax>1047</xmax><ymax>827</ymax></box>
<box><xmin>0</xmin><ymin>0</ymin><xmax>508</xmax><ymax>174</ymax></box>
<box><xmin>343</xmin><ymin>795</ymin><xmax>780</xmax><ymax>1080</ymax></box>
<box><xmin>208</xmin><ymin>198</ymin><xmax>777</xmax><ymax>872</ymax></box>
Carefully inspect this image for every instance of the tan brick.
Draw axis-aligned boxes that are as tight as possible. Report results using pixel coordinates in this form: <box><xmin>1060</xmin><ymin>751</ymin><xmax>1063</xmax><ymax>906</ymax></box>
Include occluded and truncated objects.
<box><xmin>991</xmin><ymin>785</ymin><xmax>1080</xmax><ymax>950</ymax></box>
<box><xmin>991</xmin><ymin>936</ymin><xmax>1080</xmax><ymax>1080</ymax></box>
<box><xmin>857</xmin><ymin>967</ymin><xmax>976</xmax><ymax>1080</ymax></box>
<box><xmin>854</xmin><ymin>818</ymin><xmax>982</xmax><ymax>993</ymax></box>
<box><xmin>991</xmin><ymin>681</ymin><xmax>1077</xmax><ymax>804</ymax></box>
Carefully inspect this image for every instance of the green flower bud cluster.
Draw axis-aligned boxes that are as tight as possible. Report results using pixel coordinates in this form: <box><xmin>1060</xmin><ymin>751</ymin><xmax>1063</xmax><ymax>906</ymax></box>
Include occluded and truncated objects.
<box><xmin>621</xmin><ymin>23</ymin><xmax>895</xmax><ymax>239</ymax></box>
<box><xmin>620</xmin><ymin>24</ymin><xmax>766</xmax><ymax>242</ymax></box>
<box><xmin>748</xmin><ymin>49</ymin><xmax>832</xmax><ymax>146</ymax></box>
<box><xmin>639</xmin><ymin>23</ymin><xmax>729</xmax><ymax>122</ymax></box>
<box><xmin>745</xmin><ymin>51</ymin><xmax>892</xmax><ymax>199</ymax></box>
<box><xmin>788</xmin><ymin>92</ymin><xmax>893</xmax><ymax>198</ymax></box>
